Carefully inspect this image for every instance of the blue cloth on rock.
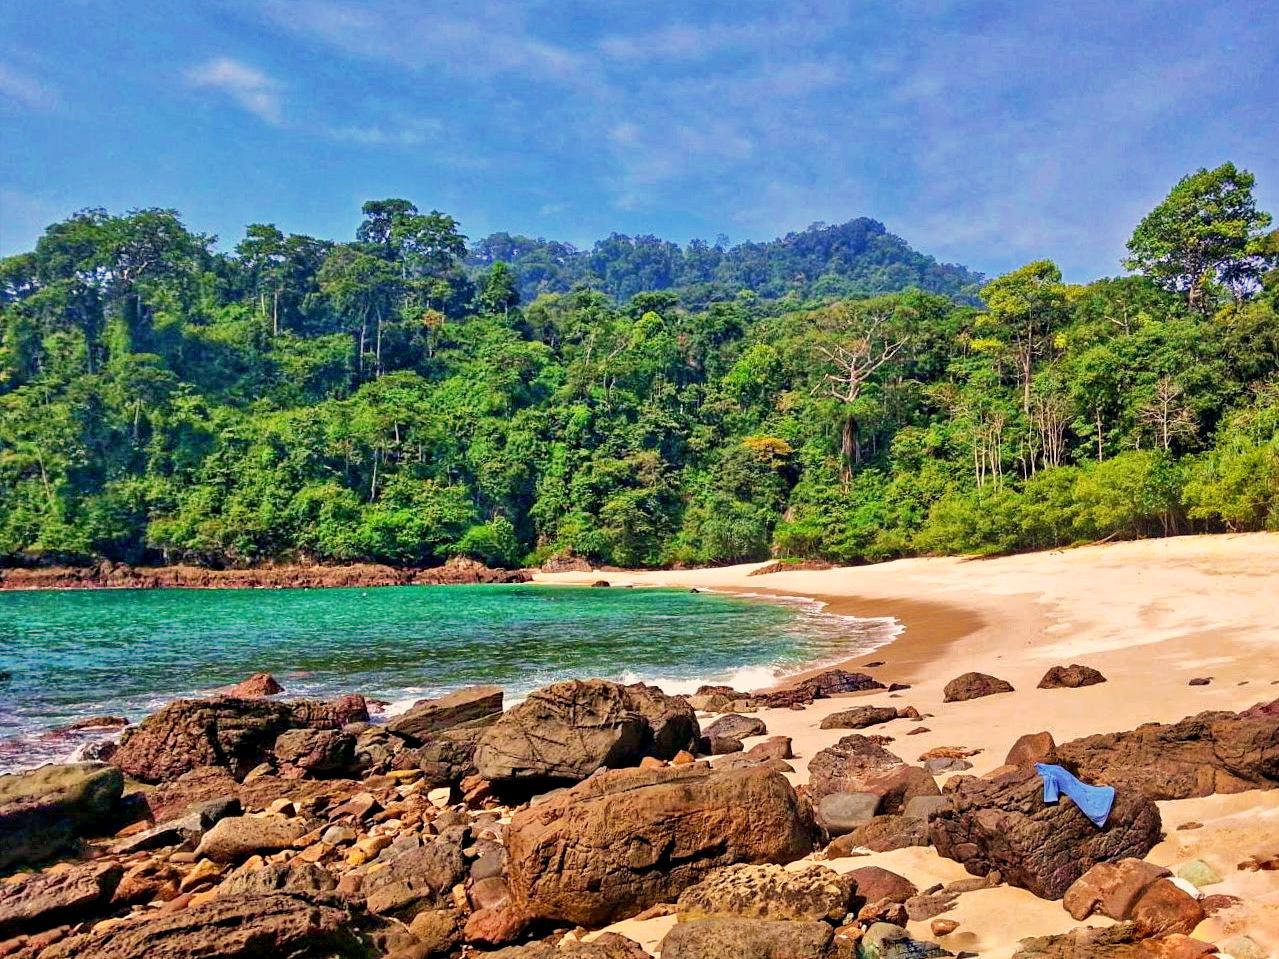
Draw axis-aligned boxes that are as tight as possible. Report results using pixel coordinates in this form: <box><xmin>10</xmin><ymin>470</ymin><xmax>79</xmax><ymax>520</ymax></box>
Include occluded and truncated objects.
<box><xmin>1034</xmin><ymin>762</ymin><xmax>1115</xmax><ymax>828</ymax></box>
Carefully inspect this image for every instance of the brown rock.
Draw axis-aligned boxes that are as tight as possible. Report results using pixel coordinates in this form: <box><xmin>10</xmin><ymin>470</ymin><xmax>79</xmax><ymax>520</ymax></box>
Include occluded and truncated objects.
<box><xmin>1038</xmin><ymin>665</ymin><xmax>1106</xmax><ymax>689</ymax></box>
<box><xmin>743</xmin><ymin>737</ymin><xmax>793</xmax><ymax>762</ymax></box>
<box><xmin>943</xmin><ymin>672</ymin><xmax>1015</xmax><ymax>702</ymax></box>
<box><xmin>505</xmin><ymin>764</ymin><xmax>813</xmax><ymax>927</ymax></box>
<box><xmin>385</xmin><ymin>686</ymin><xmax>504</xmax><ymax>744</ymax></box>
<box><xmin>931</xmin><ymin>918</ymin><xmax>960</xmax><ymax>937</ymax></box>
<box><xmin>473</xmin><ymin>680</ymin><xmax>648</xmax><ymax>789</ymax></box>
<box><xmin>675</xmin><ymin>863</ymin><xmax>855</xmax><ymax>923</ymax></box>
<box><xmin>1130</xmin><ymin>879</ymin><xmax>1206</xmax><ymax>937</ymax></box>
<box><xmin>0</xmin><ymin>862</ymin><xmax>122</xmax><ymax>938</ymax></box>
<box><xmin>1055</xmin><ymin>701</ymin><xmax>1279</xmax><ymax>800</ymax></box>
<box><xmin>1062</xmin><ymin>858</ymin><xmax>1171</xmax><ymax>921</ymax></box>
<box><xmin>624</xmin><ymin>684</ymin><xmax>701</xmax><ymax>759</ymax></box>
<box><xmin>273</xmin><ymin>728</ymin><xmax>355</xmax><ymax>776</ymax></box>
<box><xmin>930</xmin><ymin>768</ymin><xmax>1162</xmax><ymax>899</ymax></box>
<box><xmin>193</xmin><ymin>815</ymin><xmax>306</xmax><ymax>863</ymax></box>
<box><xmin>464</xmin><ymin>904</ymin><xmax>529</xmax><ymax>946</ymax></box>
<box><xmin>659</xmin><ymin>919</ymin><xmax>834</xmax><ymax>959</ymax></box>
<box><xmin>0</xmin><ymin>762</ymin><xmax>125</xmax><ymax>872</ymax></box>
<box><xmin>702</xmin><ymin>714</ymin><xmax>767</xmax><ymax>742</ymax></box>
<box><xmin>846</xmin><ymin>866</ymin><xmax>918</xmax><ymax>907</ymax></box>
<box><xmin>39</xmin><ymin>892</ymin><xmax>366</xmax><ymax>958</ymax></box>
<box><xmin>113</xmin><ymin>696</ymin><xmax>367</xmax><ymax>783</ymax></box>
<box><xmin>219</xmin><ymin>673</ymin><xmax>284</xmax><ymax>697</ymax></box>
<box><xmin>1005</xmin><ymin>732</ymin><xmax>1058</xmax><ymax>768</ymax></box>
<box><xmin>808</xmin><ymin>736</ymin><xmax>940</xmax><ymax>815</ymax></box>
<box><xmin>820</xmin><ymin>706</ymin><xmax>900</xmax><ymax>730</ymax></box>
<box><xmin>1011</xmin><ymin>922</ymin><xmax>1215</xmax><ymax>958</ymax></box>
<box><xmin>842</xmin><ymin>815</ymin><xmax>930</xmax><ymax>853</ymax></box>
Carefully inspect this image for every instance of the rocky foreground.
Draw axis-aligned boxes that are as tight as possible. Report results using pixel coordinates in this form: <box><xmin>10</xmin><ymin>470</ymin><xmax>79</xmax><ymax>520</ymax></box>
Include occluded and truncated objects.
<box><xmin>0</xmin><ymin>665</ymin><xmax>1274</xmax><ymax>959</ymax></box>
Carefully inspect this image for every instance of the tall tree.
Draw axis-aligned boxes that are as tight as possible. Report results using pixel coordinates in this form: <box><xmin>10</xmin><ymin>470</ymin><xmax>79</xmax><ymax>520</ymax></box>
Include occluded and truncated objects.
<box><xmin>1125</xmin><ymin>162</ymin><xmax>1274</xmax><ymax>311</ymax></box>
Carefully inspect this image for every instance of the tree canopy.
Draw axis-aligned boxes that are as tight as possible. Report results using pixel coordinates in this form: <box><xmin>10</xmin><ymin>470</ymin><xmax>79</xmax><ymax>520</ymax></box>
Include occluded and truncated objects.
<box><xmin>1</xmin><ymin>167</ymin><xmax>1277</xmax><ymax>571</ymax></box>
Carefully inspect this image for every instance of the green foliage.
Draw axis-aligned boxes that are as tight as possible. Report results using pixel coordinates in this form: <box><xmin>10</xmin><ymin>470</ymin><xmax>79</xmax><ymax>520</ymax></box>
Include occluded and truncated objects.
<box><xmin>1</xmin><ymin>170</ymin><xmax>1276</xmax><ymax>571</ymax></box>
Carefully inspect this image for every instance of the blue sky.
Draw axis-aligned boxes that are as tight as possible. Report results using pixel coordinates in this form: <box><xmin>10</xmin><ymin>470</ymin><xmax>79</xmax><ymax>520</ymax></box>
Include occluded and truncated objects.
<box><xmin>1</xmin><ymin>1</ymin><xmax>1276</xmax><ymax>282</ymax></box>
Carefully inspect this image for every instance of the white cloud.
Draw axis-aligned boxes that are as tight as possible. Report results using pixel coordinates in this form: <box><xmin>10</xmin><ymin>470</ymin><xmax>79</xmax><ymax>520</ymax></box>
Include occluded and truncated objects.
<box><xmin>0</xmin><ymin>62</ymin><xmax>60</xmax><ymax>111</ymax></box>
<box><xmin>185</xmin><ymin>56</ymin><xmax>283</xmax><ymax>124</ymax></box>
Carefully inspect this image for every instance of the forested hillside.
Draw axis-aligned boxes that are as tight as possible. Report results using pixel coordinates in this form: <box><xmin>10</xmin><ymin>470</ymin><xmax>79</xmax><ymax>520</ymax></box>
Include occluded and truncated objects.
<box><xmin>466</xmin><ymin>218</ymin><xmax>984</xmax><ymax>306</ymax></box>
<box><xmin>1</xmin><ymin>163</ymin><xmax>1276</xmax><ymax>570</ymax></box>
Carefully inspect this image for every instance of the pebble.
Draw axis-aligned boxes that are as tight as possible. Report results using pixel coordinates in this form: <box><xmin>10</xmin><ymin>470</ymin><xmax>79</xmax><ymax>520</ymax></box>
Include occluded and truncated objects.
<box><xmin>1176</xmin><ymin>859</ymin><xmax>1222</xmax><ymax>887</ymax></box>
<box><xmin>930</xmin><ymin>918</ymin><xmax>959</xmax><ymax>937</ymax></box>
<box><xmin>427</xmin><ymin>787</ymin><xmax>452</xmax><ymax>808</ymax></box>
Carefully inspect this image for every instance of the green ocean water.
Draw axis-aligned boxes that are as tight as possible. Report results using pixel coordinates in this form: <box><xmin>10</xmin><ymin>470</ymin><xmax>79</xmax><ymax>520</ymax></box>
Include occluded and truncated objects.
<box><xmin>0</xmin><ymin>583</ymin><xmax>897</xmax><ymax>771</ymax></box>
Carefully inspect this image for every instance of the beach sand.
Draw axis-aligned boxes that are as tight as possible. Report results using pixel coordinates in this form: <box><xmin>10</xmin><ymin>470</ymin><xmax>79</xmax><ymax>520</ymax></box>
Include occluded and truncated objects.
<box><xmin>537</xmin><ymin>532</ymin><xmax>1279</xmax><ymax>958</ymax></box>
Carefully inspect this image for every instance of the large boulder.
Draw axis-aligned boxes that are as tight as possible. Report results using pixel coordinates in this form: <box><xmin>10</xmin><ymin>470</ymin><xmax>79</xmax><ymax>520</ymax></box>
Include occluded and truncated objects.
<box><xmin>0</xmin><ymin>861</ymin><xmax>122</xmax><ymax>938</ymax></box>
<box><xmin>505</xmin><ymin>764</ymin><xmax>814</xmax><ymax>927</ymax></box>
<box><xmin>942</xmin><ymin>672</ymin><xmax>1014</xmax><ymax>702</ymax></box>
<box><xmin>385</xmin><ymin>685</ymin><xmax>504</xmax><ymax>743</ymax></box>
<box><xmin>929</xmin><ymin>768</ymin><xmax>1162</xmax><ymax>899</ymax></box>
<box><xmin>40</xmin><ymin>891</ymin><xmax>369</xmax><ymax>959</ymax></box>
<box><xmin>660</xmin><ymin>919</ymin><xmax>835</xmax><ymax>959</ymax></box>
<box><xmin>807</xmin><ymin>735</ymin><xmax>939</xmax><ymax>813</ymax></box>
<box><xmin>113</xmin><ymin>695</ymin><xmax>367</xmax><ymax>783</ymax></box>
<box><xmin>1056</xmin><ymin>702</ymin><xmax>1279</xmax><ymax>800</ymax></box>
<box><xmin>756</xmin><ymin>670</ymin><xmax>885</xmax><ymax>708</ymax></box>
<box><xmin>473</xmin><ymin>680</ymin><xmax>647</xmax><ymax>789</ymax></box>
<box><xmin>0</xmin><ymin>762</ymin><xmax>124</xmax><ymax>872</ymax></box>
<box><xmin>675</xmin><ymin>863</ymin><xmax>855</xmax><ymax>923</ymax></box>
<box><xmin>489</xmin><ymin>934</ymin><xmax>648</xmax><ymax>958</ymax></box>
<box><xmin>859</xmin><ymin>922</ymin><xmax>952</xmax><ymax>958</ymax></box>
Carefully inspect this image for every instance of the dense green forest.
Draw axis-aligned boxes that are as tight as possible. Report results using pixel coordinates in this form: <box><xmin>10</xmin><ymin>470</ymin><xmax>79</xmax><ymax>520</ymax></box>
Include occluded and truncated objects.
<box><xmin>1</xmin><ymin>163</ymin><xmax>1276</xmax><ymax>570</ymax></box>
<box><xmin>466</xmin><ymin>218</ymin><xmax>984</xmax><ymax>306</ymax></box>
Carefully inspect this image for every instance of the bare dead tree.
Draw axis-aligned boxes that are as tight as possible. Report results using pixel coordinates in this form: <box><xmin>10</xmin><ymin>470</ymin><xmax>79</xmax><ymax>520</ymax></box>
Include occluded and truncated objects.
<box><xmin>1137</xmin><ymin>376</ymin><xmax>1198</xmax><ymax>451</ymax></box>
<box><xmin>816</xmin><ymin>309</ymin><xmax>909</xmax><ymax>486</ymax></box>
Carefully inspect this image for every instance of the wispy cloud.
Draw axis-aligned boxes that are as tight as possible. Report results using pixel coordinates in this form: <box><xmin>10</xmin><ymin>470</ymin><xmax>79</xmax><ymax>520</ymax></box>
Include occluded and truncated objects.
<box><xmin>0</xmin><ymin>62</ymin><xmax>60</xmax><ymax>111</ymax></box>
<box><xmin>185</xmin><ymin>56</ymin><xmax>283</xmax><ymax>124</ymax></box>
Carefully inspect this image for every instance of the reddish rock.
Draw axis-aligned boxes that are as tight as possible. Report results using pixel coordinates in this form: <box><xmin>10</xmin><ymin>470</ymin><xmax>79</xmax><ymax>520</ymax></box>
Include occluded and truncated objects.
<box><xmin>1005</xmin><ymin>731</ymin><xmax>1058</xmax><ymax>767</ymax></box>
<box><xmin>943</xmin><ymin>672</ymin><xmax>1015</xmax><ymax>703</ymax></box>
<box><xmin>219</xmin><ymin>673</ymin><xmax>283</xmax><ymax>697</ymax></box>
<box><xmin>743</xmin><ymin>737</ymin><xmax>793</xmax><ymax>761</ymax></box>
<box><xmin>846</xmin><ymin>866</ymin><xmax>918</xmax><ymax>907</ymax></box>
<box><xmin>112</xmin><ymin>695</ymin><xmax>366</xmax><ymax>783</ymax></box>
<box><xmin>1130</xmin><ymin>879</ymin><xmax>1206</xmax><ymax>937</ymax></box>
<box><xmin>464</xmin><ymin>904</ymin><xmax>529</xmax><ymax>946</ymax></box>
<box><xmin>1063</xmin><ymin>858</ymin><xmax>1171</xmax><ymax>921</ymax></box>
<box><xmin>0</xmin><ymin>862</ymin><xmax>122</xmax><ymax>938</ymax></box>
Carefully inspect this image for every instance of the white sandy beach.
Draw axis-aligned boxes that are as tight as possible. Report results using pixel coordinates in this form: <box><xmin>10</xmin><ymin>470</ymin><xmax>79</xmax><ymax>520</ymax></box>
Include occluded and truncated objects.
<box><xmin>537</xmin><ymin>532</ymin><xmax>1279</xmax><ymax>958</ymax></box>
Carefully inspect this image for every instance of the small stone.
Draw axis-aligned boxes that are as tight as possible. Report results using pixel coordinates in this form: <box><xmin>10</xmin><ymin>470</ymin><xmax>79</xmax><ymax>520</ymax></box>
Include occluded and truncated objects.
<box><xmin>1175</xmin><ymin>859</ymin><xmax>1222</xmax><ymax>887</ymax></box>
<box><xmin>1187</xmin><ymin>677</ymin><xmax>1211</xmax><ymax>686</ymax></box>
<box><xmin>426</xmin><ymin>787</ymin><xmax>452</xmax><ymax>808</ymax></box>
<box><xmin>639</xmin><ymin>756</ymin><xmax>667</xmax><ymax>770</ymax></box>
<box><xmin>1176</xmin><ymin>821</ymin><xmax>1203</xmax><ymax>831</ymax></box>
<box><xmin>672</xmin><ymin>750</ymin><xmax>695</xmax><ymax>765</ymax></box>
<box><xmin>930</xmin><ymin>918</ymin><xmax>959</xmax><ymax>937</ymax></box>
<box><xmin>321</xmin><ymin>825</ymin><xmax>357</xmax><ymax>846</ymax></box>
<box><xmin>177</xmin><ymin>859</ymin><xmax>222</xmax><ymax>893</ymax></box>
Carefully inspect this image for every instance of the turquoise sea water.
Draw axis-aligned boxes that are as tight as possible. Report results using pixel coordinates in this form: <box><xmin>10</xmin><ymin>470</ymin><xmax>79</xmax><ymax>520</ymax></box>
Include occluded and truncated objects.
<box><xmin>0</xmin><ymin>583</ymin><xmax>897</xmax><ymax>771</ymax></box>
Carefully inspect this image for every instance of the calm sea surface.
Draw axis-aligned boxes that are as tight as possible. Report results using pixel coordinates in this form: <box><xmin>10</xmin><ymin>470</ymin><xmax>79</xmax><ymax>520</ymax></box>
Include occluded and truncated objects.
<box><xmin>0</xmin><ymin>583</ymin><xmax>897</xmax><ymax>772</ymax></box>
